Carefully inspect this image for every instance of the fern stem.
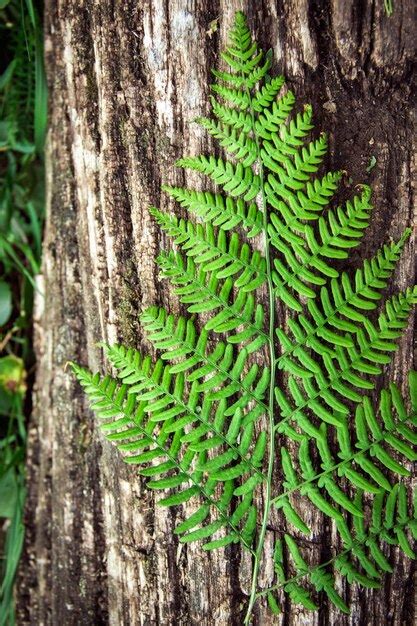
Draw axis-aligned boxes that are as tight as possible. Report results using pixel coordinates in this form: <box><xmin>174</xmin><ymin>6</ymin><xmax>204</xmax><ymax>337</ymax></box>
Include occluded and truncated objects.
<box><xmin>243</xmin><ymin>76</ymin><xmax>278</xmax><ymax>626</ymax></box>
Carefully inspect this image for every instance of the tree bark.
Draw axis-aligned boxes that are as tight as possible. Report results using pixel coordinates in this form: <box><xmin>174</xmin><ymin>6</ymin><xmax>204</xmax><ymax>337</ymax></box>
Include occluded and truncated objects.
<box><xmin>17</xmin><ymin>1</ymin><xmax>415</xmax><ymax>624</ymax></box>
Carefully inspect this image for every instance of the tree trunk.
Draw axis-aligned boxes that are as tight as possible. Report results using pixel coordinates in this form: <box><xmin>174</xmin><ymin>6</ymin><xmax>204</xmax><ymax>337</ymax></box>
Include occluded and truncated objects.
<box><xmin>17</xmin><ymin>1</ymin><xmax>415</xmax><ymax>624</ymax></box>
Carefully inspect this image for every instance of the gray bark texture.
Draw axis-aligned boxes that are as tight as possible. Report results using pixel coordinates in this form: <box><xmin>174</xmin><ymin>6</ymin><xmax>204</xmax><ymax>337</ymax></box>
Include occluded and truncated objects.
<box><xmin>17</xmin><ymin>1</ymin><xmax>416</xmax><ymax>624</ymax></box>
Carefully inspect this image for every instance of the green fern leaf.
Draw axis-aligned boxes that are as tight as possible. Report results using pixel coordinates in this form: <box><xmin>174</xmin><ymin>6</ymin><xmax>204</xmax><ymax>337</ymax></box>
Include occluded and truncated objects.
<box><xmin>161</xmin><ymin>185</ymin><xmax>263</xmax><ymax>236</ymax></box>
<box><xmin>269</xmin><ymin>485</ymin><xmax>416</xmax><ymax>613</ymax></box>
<box><xmin>73</xmin><ymin>11</ymin><xmax>416</xmax><ymax>623</ymax></box>
<box><xmin>177</xmin><ymin>156</ymin><xmax>260</xmax><ymax>201</ymax></box>
<box><xmin>150</xmin><ymin>207</ymin><xmax>266</xmax><ymax>291</ymax></box>
<box><xmin>274</xmin><ymin>375</ymin><xmax>416</xmax><ymax>534</ymax></box>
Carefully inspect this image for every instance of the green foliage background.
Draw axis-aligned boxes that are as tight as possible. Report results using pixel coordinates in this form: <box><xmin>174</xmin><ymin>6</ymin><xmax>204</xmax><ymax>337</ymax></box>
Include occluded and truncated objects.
<box><xmin>0</xmin><ymin>1</ymin><xmax>46</xmax><ymax>623</ymax></box>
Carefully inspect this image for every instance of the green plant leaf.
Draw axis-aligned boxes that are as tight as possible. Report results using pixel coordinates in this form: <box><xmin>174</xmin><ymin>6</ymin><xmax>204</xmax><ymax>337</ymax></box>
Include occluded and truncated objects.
<box><xmin>0</xmin><ymin>281</ymin><xmax>12</xmax><ymax>326</ymax></box>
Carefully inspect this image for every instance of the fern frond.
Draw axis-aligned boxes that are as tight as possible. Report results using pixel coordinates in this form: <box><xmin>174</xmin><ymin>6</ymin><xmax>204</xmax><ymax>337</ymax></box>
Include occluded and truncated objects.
<box><xmin>218</xmin><ymin>12</ymin><xmax>271</xmax><ymax>90</ymax></box>
<box><xmin>265</xmin><ymin>104</ymin><xmax>314</xmax><ymax>156</ymax></box>
<box><xmin>276</xmin><ymin>232</ymin><xmax>410</xmax><ymax>375</ymax></box>
<box><xmin>157</xmin><ymin>251</ymin><xmax>268</xmax><ymax>348</ymax></box>
<box><xmin>267</xmin><ymin>170</ymin><xmax>341</xmax><ymax>221</ymax></box>
<box><xmin>275</xmin><ymin>288</ymin><xmax>416</xmax><ymax>437</ymax></box>
<box><xmin>176</xmin><ymin>156</ymin><xmax>260</xmax><ymax>201</ymax></box>
<box><xmin>73</xmin><ymin>11</ymin><xmax>416</xmax><ymax>622</ymax></box>
<box><xmin>274</xmin><ymin>374</ymin><xmax>417</xmax><ymax>529</ymax></box>
<box><xmin>151</xmin><ymin>207</ymin><xmax>266</xmax><ymax>292</ymax></box>
<box><xmin>266</xmin><ymin>186</ymin><xmax>372</xmax><ymax>311</ymax></box>
<box><xmin>269</xmin><ymin>538</ymin><xmax>320</xmax><ymax>612</ymax></box>
<box><xmin>313</xmin><ymin>185</ymin><xmax>373</xmax><ymax>252</ymax></box>
<box><xmin>196</xmin><ymin>116</ymin><xmax>257</xmax><ymax>166</ymax></box>
<box><xmin>267</xmin><ymin>171</ymin><xmax>342</xmax><ymax>310</ymax></box>
<box><xmin>254</xmin><ymin>90</ymin><xmax>296</xmax><ymax>140</ymax></box>
<box><xmin>140</xmin><ymin>307</ymin><xmax>270</xmax><ymax>425</ymax></box>
<box><xmin>262</xmin><ymin>134</ymin><xmax>328</xmax><ymax>187</ymax></box>
<box><xmin>210</xmin><ymin>84</ymin><xmax>251</xmax><ymax>110</ymax></box>
<box><xmin>72</xmin><ymin>362</ymin><xmax>261</xmax><ymax>550</ymax></box>
<box><xmin>105</xmin><ymin>344</ymin><xmax>269</xmax><ymax>492</ymax></box>
<box><xmin>161</xmin><ymin>186</ymin><xmax>263</xmax><ymax>236</ymax></box>
<box><xmin>252</xmin><ymin>76</ymin><xmax>285</xmax><ymax>113</ymax></box>
<box><xmin>210</xmin><ymin>98</ymin><xmax>254</xmax><ymax>131</ymax></box>
<box><xmin>268</xmin><ymin>484</ymin><xmax>416</xmax><ymax>613</ymax></box>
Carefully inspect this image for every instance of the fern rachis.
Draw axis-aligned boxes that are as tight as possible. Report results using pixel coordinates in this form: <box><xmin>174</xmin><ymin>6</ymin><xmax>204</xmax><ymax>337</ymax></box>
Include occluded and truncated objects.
<box><xmin>73</xmin><ymin>11</ymin><xmax>416</xmax><ymax>623</ymax></box>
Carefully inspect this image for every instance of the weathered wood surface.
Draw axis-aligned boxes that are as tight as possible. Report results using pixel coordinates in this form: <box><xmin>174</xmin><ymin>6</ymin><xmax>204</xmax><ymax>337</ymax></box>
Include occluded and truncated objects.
<box><xmin>17</xmin><ymin>1</ymin><xmax>416</xmax><ymax>624</ymax></box>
